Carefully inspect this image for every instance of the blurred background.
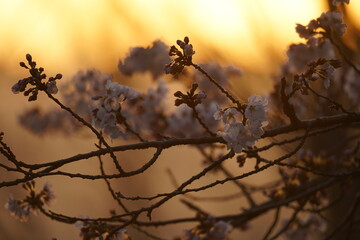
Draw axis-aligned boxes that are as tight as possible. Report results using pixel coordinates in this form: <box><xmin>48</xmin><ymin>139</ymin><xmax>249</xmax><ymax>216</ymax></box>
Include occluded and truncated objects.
<box><xmin>1</xmin><ymin>0</ymin><xmax>359</xmax><ymax>239</ymax></box>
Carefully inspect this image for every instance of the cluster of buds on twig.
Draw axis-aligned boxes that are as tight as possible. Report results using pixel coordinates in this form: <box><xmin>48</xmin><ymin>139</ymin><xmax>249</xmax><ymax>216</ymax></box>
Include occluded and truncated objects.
<box><xmin>293</xmin><ymin>58</ymin><xmax>341</xmax><ymax>93</ymax></box>
<box><xmin>4</xmin><ymin>181</ymin><xmax>55</xmax><ymax>222</ymax></box>
<box><xmin>165</xmin><ymin>36</ymin><xmax>195</xmax><ymax>75</ymax></box>
<box><xmin>76</xmin><ymin>220</ymin><xmax>130</xmax><ymax>240</ymax></box>
<box><xmin>264</xmin><ymin>168</ymin><xmax>309</xmax><ymax>200</ymax></box>
<box><xmin>173</xmin><ymin>83</ymin><xmax>206</xmax><ymax>107</ymax></box>
<box><xmin>298</xmin><ymin>148</ymin><xmax>360</xmax><ymax>172</ymax></box>
<box><xmin>175</xmin><ymin>215</ymin><xmax>233</xmax><ymax>240</ymax></box>
<box><xmin>12</xmin><ymin>54</ymin><xmax>62</xmax><ymax>101</ymax></box>
<box><xmin>236</xmin><ymin>154</ymin><xmax>247</xmax><ymax>168</ymax></box>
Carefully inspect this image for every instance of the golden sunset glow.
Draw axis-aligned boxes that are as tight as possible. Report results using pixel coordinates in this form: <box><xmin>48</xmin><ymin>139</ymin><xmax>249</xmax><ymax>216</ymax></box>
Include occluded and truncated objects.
<box><xmin>0</xmin><ymin>0</ymin><xmax>331</xmax><ymax>77</ymax></box>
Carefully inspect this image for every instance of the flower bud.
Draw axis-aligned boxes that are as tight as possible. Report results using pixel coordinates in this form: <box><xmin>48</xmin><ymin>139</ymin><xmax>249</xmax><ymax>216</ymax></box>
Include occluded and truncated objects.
<box><xmin>26</xmin><ymin>54</ymin><xmax>32</xmax><ymax>62</ymax></box>
<box><xmin>175</xmin><ymin>99</ymin><xmax>183</xmax><ymax>106</ymax></box>
<box><xmin>195</xmin><ymin>91</ymin><xmax>206</xmax><ymax>100</ymax></box>
<box><xmin>184</xmin><ymin>36</ymin><xmax>189</xmax><ymax>44</ymax></box>
<box><xmin>55</xmin><ymin>73</ymin><xmax>63</xmax><ymax>80</ymax></box>
<box><xmin>174</xmin><ymin>91</ymin><xmax>183</xmax><ymax>97</ymax></box>
<box><xmin>19</xmin><ymin>62</ymin><xmax>28</xmax><ymax>69</ymax></box>
<box><xmin>11</xmin><ymin>83</ymin><xmax>20</xmax><ymax>94</ymax></box>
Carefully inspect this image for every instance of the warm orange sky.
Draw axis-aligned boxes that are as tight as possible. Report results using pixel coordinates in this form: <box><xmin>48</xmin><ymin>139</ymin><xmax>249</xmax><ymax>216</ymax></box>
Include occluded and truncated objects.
<box><xmin>0</xmin><ymin>0</ymin><xmax>332</xmax><ymax>77</ymax></box>
<box><xmin>1</xmin><ymin>0</ymin><xmax>358</xmax><ymax>79</ymax></box>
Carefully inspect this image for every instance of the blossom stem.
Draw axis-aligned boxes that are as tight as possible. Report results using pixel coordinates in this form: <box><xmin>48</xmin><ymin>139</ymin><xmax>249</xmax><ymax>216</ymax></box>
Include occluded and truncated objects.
<box><xmin>196</xmin><ymin>146</ymin><xmax>257</xmax><ymax>207</ymax></box>
<box><xmin>97</xmin><ymin>144</ymin><xmax>129</xmax><ymax>213</ymax></box>
<box><xmin>45</xmin><ymin>91</ymin><xmax>125</xmax><ymax>174</ymax></box>
<box><xmin>262</xmin><ymin>207</ymin><xmax>281</xmax><ymax>240</ymax></box>
<box><xmin>268</xmin><ymin>201</ymin><xmax>305</xmax><ymax>240</ymax></box>
<box><xmin>327</xmin><ymin>34</ymin><xmax>360</xmax><ymax>75</ymax></box>
<box><xmin>118</xmin><ymin>111</ymin><xmax>146</xmax><ymax>142</ymax></box>
<box><xmin>303</xmin><ymin>79</ymin><xmax>354</xmax><ymax>115</ymax></box>
<box><xmin>191</xmin><ymin>63</ymin><xmax>243</xmax><ymax>111</ymax></box>
<box><xmin>190</xmin><ymin>105</ymin><xmax>216</xmax><ymax>137</ymax></box>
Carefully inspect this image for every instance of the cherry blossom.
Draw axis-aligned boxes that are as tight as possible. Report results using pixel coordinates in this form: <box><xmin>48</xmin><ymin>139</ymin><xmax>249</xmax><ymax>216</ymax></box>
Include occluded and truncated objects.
<box><xmin>91</xmin><ymin>80</ymin><xmax>139</xmax><ymax>139</ymax></box>
<box><xmin>92</xmin><ymin>106</ymin><xmax>127</xmax><ymax>139</ymax></box>
<box><xmin>5</xmin><ymin>182</ymin><xmax>55</xmax><ymax>222</ymax></box>
<box><xmin>46</xmin><ymin>81</ymin><xmax>58</xmax><ymax>94</ymax></box>
<box><xmin>245</xmin><ymin>95</ymin><xmax>268</xmax><ymax>123</ymax></box>
<box><xmin>215</xmin><ymin>95</ymin><xmax>268</xmax><ymax>153</ymax></box>
<box><xmin>112</xmin><ymin>229</ymin><xmax>131</xmax><ymax>240</ymax></box>
<box><xmin>118</xmin><ymin>40</ymin><xmax>171</xmax><ymax>79</ymax></box>
<box><xmin>4</xmin><ymin>196</ymin><xmax>31</xmax><ymax>222</ymax></box>
<box><xmin>214</xmin><ymin>107</ymin><xmax>240</xmax><ymax>124</ymax></box>
<box><xmin>218</xmin><ymin>122</ymin><xmax>255</xmax><ymax>153</ymax></box>
<box><xmin>205</xmin><ymin>221</ymin><xmax>233</xmax><ymax>240</ymax></box>
<box><xmin>318</xmin><ymin>11</ymin><xmax>347</xmax><ymax>36</ymax></box>
<box><xmin>177</xmin><ymin>37</ymin><xmax>196</xmax><ymax>57</ymax></box>
<box><xmin>286</xmin><ymin>38</ymin><xmax>334</xmax><ymax>74</ymax></box>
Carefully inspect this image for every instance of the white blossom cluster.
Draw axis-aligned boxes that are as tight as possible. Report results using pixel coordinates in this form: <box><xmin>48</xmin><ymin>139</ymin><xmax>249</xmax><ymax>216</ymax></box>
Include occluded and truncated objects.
<box><xmin>295</xmin><ymin>11</ymin><xmax>347</xmax><ymax>39</ymax></box>
<box><xmin>316</xmin><ymin>62</ymin><xmax>336</xmax><ymax>89</ymax></box>
<box><xmin>286</xmin><ymin>11</ymin><xmax>346</xmax><ymax>75</ymax></box>
<box><xmin>205</xmin><ymin>221</ymin><xmax>233</xmax><ymax>240</ymax></box>
<box><xmin>92</xmin><ymin>80</ymin><xmax>139</xmax><ymax>139</ymax></box>
<box><xmin>318</xmin><ymin>11</ymin><xmax>347</xmax><ymax>36</ymax></box>
<box><xmin>4</xmin><ymin>182</ymin><xmax>55</xmax><ymax>222</ymax></box>
<box><xmin>111</xmin><ymin>229</ymin><xmax>131</xmax><ymax>240</ymax></box>
<box><xmin>132</xmin><ymin>81</ymin><xmax>169</xmax><ymax>135</ymax></box>
<box><xmin>18</xmin><ymin>108</ymin><xmax>79</xmax><ymax>135</ymax></box>
<box><xmin>295</xmin><ymin>60</ymin><xmax>338</xmax><ymax>90</ymax></box>
<box><xmin>286</xmin><ymin>38</ymin><xmax>334</xmax><ymax>74</ymax></box>
<box><xmin>4</xmin><ymin>195</ymin><xmax>31</xmax><ymax>222</ymax></box>
<box><xmin>118</xmin><ymin>40</ymin><xmax>171</xmax><ymax>79</ymax></box>
<box><xmin>17</xmin><ymin>70</ymin><xmax>112</xmax><ymax>135</ymax></box>
<box><xmin>177</xmin><ymin>37</ymin><xmax>196</xmax><ymax>57</ymax></box>
<box><xmin>62</xmin><ymin>69</ymin><xmax>111</xmax><ymax>118</ymax></box>
<box><xmin>215</xmin><ymin>95</ymin><xmax>268</xmax><ymax>153</ymax></box>
<box><xmin>272</xmin><ymin>8</ymin><xmax>350</xmax><ymax>120</ymax></box>
<box><xmin>46</xmin><ymin>81</ymin><xmax>58</xmax><ymax>94</ymax></box>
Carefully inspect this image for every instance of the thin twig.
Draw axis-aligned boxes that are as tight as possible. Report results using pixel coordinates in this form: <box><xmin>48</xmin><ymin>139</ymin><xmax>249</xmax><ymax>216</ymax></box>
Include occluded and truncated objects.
<box><xmin>268</xmin><ymin>202</ymin><xmax>305</xmax><ymax>240</ymax></box>
<box><xmin>97</xmin><ymin>145</ymin><xmax>129</xmax><ymax>213</ymax></box>
<box><xmin>196</xmin><ymin>146</ymin><xmax>256</xmax><ymax>207</ymax></box>
<box><xmin>190</xmin><ymin>105</ymin><xmax>216</xmax><ymax>137</ymax></box>
<box><xmin>191</xmin><ymin>63</ymin><xmax>243</xmax><ymax>110</ymax></box>
<box><xmin>46</xmin><ymin>92</ymin><xmax>125</xmax><ymax>174</ymax></box>
<box><xmin>262</xmin><ymin>207</ymin><xmax>281</xmax><ymax>240</ymax></box>
<box><xmin>327</xmin><ymin>35</ymin><xmax>360</xmax><ymax>75</ymax></box>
